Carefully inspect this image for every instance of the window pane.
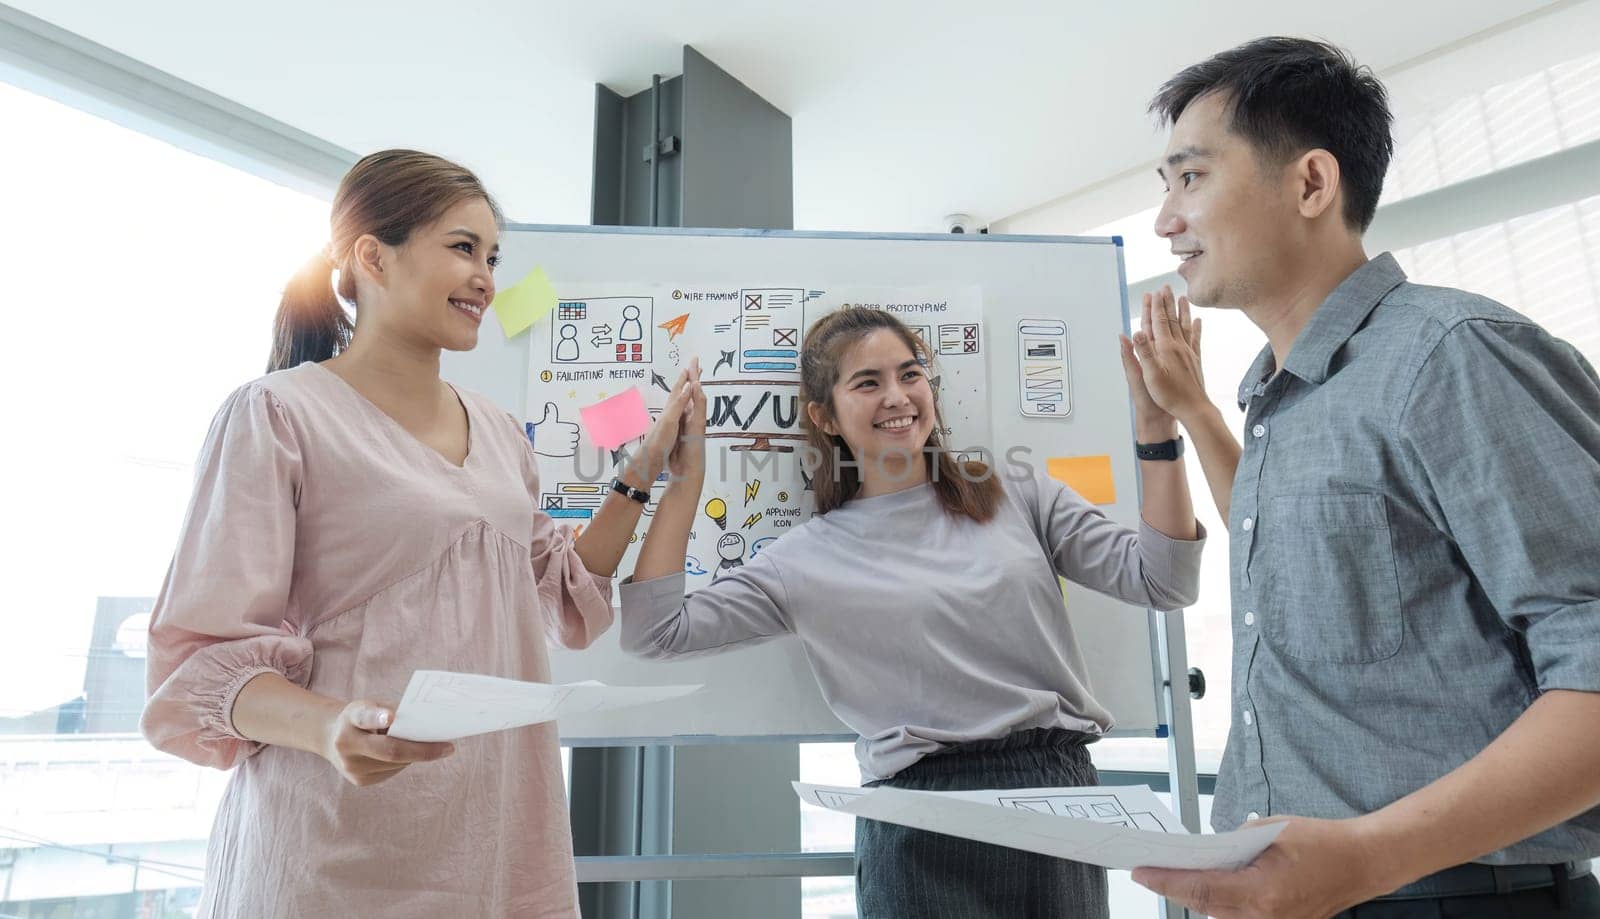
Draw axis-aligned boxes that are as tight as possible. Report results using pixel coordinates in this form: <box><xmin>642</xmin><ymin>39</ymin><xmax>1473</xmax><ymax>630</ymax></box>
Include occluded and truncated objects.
<box><xmin>1385</xmin><ymin>51</ymin><xmax>1600</xmax><ymax>206</ymax></box>
<box><xmin>1393</xmin><ymin>193</ymin><xmax>1600</xmax><ymax>359</ymax></box>
<box><xmin>0</xmin><ymin>78</ymin><xmax>326</xmax><ymax>914</ymax></box>
<box><xmin>800</xmin><ymin>742</ymin><xmax>859</xmax><ymax>917</ymax></box>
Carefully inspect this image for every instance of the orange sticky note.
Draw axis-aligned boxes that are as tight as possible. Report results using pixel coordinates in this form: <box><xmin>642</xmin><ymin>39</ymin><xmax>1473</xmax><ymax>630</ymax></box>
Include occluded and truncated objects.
<box><xmin>1047</xmin><ymin>455</ymin><xmax>1116</xmax><ymax>505</ymax></box>
<box><xmin>492</xmin><ymin>266</ymin><xmax>559</xmax><ymax>338</ymax></box>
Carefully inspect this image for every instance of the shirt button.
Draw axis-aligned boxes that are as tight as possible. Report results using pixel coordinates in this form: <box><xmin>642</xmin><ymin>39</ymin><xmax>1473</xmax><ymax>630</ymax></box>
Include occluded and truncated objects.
<box><xmin>1242</xmin><ymin>709</ymin><xmax>1254</xmax><ymax>726</ymax></box>
<box><xmin>1247</xmin><ymin>811</ymin><xmax>1261</xmax><ymax>821</ymax></box>
<box><xmin>1252</xmin><ymin>424</ymin><xmax>1266</xmax><ymax>438</ymax></box>
<box><xmin>1242</xmin><ymin>516</ymin><xmax>1255</xmax><ymax>532</ymax></box>
<box><xmin>1244</xmin><ymin>611</ymin><xmax>1256</xmax><ymax>627</ymax></box>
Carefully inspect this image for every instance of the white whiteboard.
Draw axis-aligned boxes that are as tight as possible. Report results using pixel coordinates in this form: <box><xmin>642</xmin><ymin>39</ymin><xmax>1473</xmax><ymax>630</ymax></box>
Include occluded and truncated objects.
<box><xmin>442</xmin><ymin>225</ymin><xmax>1165</xmax><ymax>744</ymax></box>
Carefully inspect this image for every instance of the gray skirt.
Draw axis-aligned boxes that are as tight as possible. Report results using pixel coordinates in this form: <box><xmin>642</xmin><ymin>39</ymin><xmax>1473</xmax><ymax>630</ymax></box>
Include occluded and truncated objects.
<box><xmin>855</xmin><ymin>728</ymin><xmax>1110</xmax><ymax>919</ymax></box>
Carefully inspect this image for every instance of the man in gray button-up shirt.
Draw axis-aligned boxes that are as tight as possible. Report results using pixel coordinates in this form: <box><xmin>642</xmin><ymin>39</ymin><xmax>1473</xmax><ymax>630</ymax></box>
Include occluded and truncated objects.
<box><xmin>1120</xmin><ymin>38</ymin><xmax>1600</xmax><ymax>918</ymax></box>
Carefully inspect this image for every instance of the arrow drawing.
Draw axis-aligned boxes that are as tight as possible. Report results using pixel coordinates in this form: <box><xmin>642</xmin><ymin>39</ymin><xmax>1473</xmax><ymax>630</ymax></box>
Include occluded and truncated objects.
<box><xmin>659</xmin><ymin>313</ymin><xmax>690</xmax><ymax>340</ymax></box>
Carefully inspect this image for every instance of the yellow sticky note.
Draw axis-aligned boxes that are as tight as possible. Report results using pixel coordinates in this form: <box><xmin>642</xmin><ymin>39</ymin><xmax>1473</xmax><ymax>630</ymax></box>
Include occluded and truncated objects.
<box><xmin>493</xmin><ymin>266</ymin><xmax>559</xmax><ymax>338</ymax></box>
<box><xmin>1047</xmin><ymin>455</ymin><xmax>1116</xmax><ymax>505</ymax></box>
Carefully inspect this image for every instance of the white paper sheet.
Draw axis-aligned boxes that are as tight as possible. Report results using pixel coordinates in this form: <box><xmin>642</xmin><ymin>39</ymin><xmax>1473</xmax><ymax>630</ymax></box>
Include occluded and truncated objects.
<box><xmin>387</xmin><ymin>670</ymin><xmax>702</xmax><ymax>742</ymax></box>
<box><xmin>795</xmin><ymin>782</ymin><xmax>1285</xmax><ymax>871</ymax></box>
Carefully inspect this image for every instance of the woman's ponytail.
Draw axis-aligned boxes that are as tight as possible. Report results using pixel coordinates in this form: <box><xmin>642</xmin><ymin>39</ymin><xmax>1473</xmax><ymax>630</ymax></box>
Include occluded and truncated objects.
<box><xmin>267</xmin><ymin>251</ymin><xmax>352</xmax><ymax>373</ymax></box>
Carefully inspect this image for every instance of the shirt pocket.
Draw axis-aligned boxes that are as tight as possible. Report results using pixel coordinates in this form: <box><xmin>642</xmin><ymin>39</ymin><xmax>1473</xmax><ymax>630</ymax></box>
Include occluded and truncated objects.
<box><xmin>1261</xmin><ymin>493</ymin><xmax>1403</xmax><ymax>664</ymax></box>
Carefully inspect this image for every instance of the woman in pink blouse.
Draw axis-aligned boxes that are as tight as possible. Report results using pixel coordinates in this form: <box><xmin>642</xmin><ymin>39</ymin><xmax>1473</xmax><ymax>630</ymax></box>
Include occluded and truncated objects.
<box><xmin>140</xmin><ymin>150</ymin><xmax>699</xmax><ymax>917</ymax></box>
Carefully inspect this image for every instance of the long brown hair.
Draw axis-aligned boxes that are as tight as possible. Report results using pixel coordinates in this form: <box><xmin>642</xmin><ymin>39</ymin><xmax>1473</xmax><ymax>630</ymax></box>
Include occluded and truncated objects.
<box><xmin>799</xmin><ymin>307</ymin><xmax>1001</xmax><ymax>522</ymax></box>
<box><xmin>268</xmin><ymin>149</ymin><xmax>503</xmax><ymax>372</ymax></box>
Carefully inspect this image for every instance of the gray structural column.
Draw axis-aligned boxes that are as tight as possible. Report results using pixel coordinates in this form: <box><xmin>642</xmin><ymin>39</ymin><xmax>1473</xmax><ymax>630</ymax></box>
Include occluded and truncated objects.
<box><xmin>592</xmin><ymin>45</ymin><xmax>792</xmax><ymax>231</ymax></box>
<box><xmin>579</xmin><ymin>43</ymin><xmax>799</xmax><ymax>919</ymax></box>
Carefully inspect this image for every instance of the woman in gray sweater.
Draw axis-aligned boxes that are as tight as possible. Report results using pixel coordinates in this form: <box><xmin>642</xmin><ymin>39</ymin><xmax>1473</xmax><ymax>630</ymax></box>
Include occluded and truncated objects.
<box><xmin>622</xmin><ymin>305</ymin><xmax>1205</xmax><ymax>918</ymax></box>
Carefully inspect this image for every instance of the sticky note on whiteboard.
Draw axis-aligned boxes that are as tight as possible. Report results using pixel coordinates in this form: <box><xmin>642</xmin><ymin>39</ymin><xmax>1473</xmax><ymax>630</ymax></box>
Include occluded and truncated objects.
<box><xmin>1048</xmin><ymin>455</ymin><xmax>1116</xmax><ymax>505</ymax></box>
<box><xmin>579</xmin><ymin>387</ymin><xmax>651</xmax><ymax>451</ymax></box>
<box><xmin>1018</xmin><ymin>318</ymin><xmax>1070</xmax><ymax>418</ymax></box>
<box><xmin>493</xmin><ymin>266</ymin><xmax>559</xmax><ymax>338</ymax></box>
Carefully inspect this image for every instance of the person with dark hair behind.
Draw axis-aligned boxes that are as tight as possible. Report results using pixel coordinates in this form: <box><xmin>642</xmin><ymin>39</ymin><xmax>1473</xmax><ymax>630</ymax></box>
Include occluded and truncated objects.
<box><xmin>140</xmin><ymin>150</ymin><xmax>702</xmax><ymax>916</ymax></box>
<box><xmin>621</xmin><ymin>306</ymin><xmax>1208</xmax><ymax>917</ymax></box>
<box><xmin>1116</xmin><ymin>37</ymin><xmax>1600</xmax><ymax>918</ymax></box>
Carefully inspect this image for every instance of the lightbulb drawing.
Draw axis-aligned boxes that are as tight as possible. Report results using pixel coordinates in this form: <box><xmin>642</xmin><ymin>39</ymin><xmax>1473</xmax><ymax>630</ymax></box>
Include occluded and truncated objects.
<box><xmin>704</xmin><ymin>497</ymin><xmax>728</xmax><ymax>531</ymax></box>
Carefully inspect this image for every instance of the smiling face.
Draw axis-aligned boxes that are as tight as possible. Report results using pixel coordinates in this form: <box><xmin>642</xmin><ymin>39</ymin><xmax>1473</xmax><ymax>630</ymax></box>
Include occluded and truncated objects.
<box><xmin>1154</xmin><ymin>92</ymin><xmax>1300</xmax><ymax>310</ymax></box>
<box><xmin>355</xmin><ymin>196</ymin><xmax>501</xmax><ymax>351</ymax></box>
<box><xmin>810</xmin><ymin>328</ymin><xmax>937</xmax><ymax>480</ymax></box>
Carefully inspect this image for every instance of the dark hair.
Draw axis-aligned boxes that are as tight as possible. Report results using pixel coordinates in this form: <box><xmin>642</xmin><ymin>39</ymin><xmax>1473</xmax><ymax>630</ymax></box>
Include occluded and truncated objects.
<box><xmin>799</xmin><ymin>307</ymin><xmax>1001</xmax><ymax>522</ymax></box>
<box><xmin>1149</xmin><ymin>37</ymin><xmax>1393</xmax><ymax>232</ymax></box>
<box><xmin>268</xmin><ymin>149</ymin><xmax>503</xmax><ymax>372</ymax></box>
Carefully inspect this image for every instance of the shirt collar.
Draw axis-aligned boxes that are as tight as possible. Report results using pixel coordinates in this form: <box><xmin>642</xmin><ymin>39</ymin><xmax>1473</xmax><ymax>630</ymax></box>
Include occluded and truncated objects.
<box><xmin>1234</xmin><ymin>252</ymin><xmax>1407</xmax><ymax>408</ymax></box>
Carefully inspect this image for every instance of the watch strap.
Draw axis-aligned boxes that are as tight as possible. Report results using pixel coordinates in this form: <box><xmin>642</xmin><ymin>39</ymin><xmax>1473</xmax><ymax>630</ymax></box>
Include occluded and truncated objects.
<box><xmin>611</xmin><ymin>477</ymin><xmax>650</xmax><ymax>504</ymax></box>
<box><xmin>1135</xmin><ymin>436</ymin><xmax>1184</xmax><ymax>461</ymax></box>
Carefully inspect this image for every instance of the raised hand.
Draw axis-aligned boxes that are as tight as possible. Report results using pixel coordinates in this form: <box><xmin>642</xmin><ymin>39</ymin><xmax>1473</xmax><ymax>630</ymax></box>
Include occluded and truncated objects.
<box><xmin>1120</xmin><ymin>285</ymin><xmax>1209</xmax><ymax>429</ymax></box>
<box><xmin>667</xmin><ymin>364</ymin><xmax>707</xmax><ymax>483</ymax></box>
<box><xmin>633</xmin><ymin>359</ymin><xmax>702</xmax><ymax>483</ymax></box>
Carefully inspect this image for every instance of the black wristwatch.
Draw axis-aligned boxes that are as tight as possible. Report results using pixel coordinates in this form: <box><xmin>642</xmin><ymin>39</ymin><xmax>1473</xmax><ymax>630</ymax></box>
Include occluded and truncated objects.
<box><xmin>1135</xmin><ymin>436</ymin><xmax>1185</xmax><ymax>461</ymax></box>
<box><xmin>610</xmin><ymin>477</ymin><xmax>650</xmax><ymax>504</ymax></box>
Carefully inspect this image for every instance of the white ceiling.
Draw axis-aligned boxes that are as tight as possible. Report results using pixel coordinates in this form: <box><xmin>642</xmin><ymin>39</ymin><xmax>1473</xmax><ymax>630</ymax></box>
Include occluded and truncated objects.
<box><xmin>9</xmin><ymin>0</ymin><xmax>1560</xmax><ymax>231</ymax></box>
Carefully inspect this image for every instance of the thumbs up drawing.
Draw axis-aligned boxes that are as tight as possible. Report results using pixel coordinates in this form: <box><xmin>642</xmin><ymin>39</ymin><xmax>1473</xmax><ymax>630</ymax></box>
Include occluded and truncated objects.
<box><xmin>529</xmin><ymin>402</ymin><xmax>580</xmax><ymax>458</ymax></box>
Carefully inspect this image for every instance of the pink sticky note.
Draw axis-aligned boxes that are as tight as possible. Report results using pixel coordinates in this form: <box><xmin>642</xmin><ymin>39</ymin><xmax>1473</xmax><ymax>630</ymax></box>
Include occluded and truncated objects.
<box><xmin>578</xmin><ymin>388</ymin><xmax>651</xmax><ymax>451</ymax></box>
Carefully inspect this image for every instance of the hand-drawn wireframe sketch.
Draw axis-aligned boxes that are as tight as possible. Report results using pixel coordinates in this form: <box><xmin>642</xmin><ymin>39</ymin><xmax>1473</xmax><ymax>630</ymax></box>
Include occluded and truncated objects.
<box><xmin>549</xmin><ymin>297</ymin><xmax>653</xmax><ymax>364</ymax></box>
<box><xmin>793</xmin><ymin>781</ymin><xmax>1284</xmax><ymax>872</ymax></box>
<box><xmin>1016</xmin><ymin>318</ymin><xmax>1071</xmax><ymax>418</ymax></box>
<box><xmin>540</xmin><ymin>482</ymin><xmax>608</xmax><ymax>520</ymax></box>
<box><xmin>738</xmin><ymin>288</ymin><xmax>805</xmax><ymax>373</ymax></box>
<box><xmin>938</xmin><ymin>322</ymin><xmax>981</xmax><ymax>355</ymax></box>
<box><xmin>994</xmin><ymin>793</ymin><xmax>1167</xmax><ymax>832</ymax></box>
